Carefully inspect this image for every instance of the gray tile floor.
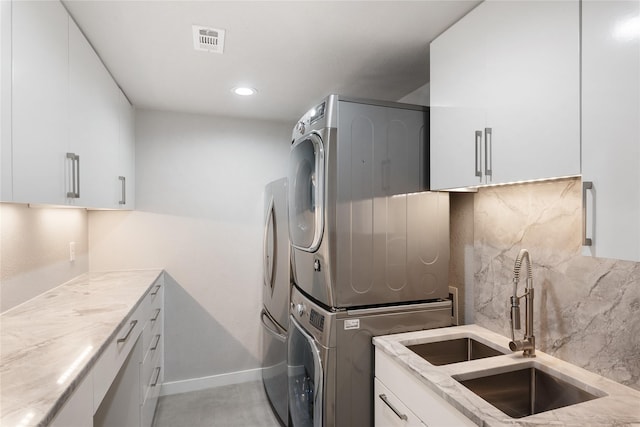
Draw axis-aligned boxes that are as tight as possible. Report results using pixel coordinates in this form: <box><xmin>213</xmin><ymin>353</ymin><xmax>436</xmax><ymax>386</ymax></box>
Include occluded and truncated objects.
<box><xmin>152</xmin><ymin>381</ymin><xmax>282</xmax><ymax>427</ymax></box>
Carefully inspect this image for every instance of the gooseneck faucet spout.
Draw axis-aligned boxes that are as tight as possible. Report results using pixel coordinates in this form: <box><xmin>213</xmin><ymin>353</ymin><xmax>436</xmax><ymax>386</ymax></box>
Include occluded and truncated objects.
<box><xmin>509</xmin><ymin>249</ymin><xmax>536</xmax><ymax>357</ymax></box>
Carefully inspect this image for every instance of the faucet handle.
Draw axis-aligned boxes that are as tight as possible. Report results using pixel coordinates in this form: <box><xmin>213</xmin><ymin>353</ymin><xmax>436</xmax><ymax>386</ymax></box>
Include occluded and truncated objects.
<box><xmin>510</xmin><ymin>296</ymin><xmax>521</xmax><ymax>330</ymax></box>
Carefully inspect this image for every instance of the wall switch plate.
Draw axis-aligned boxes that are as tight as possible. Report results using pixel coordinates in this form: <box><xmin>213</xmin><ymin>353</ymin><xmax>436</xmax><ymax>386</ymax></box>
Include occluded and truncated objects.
<box><xmin>69</xmin><ymin>241</ymin><xmax>75</xmax><ymax>262</ymax></box>
<box><xmin>448</xmin><ymin>286</ymin><xmax>459</xmax><ymax>325</ymax></box>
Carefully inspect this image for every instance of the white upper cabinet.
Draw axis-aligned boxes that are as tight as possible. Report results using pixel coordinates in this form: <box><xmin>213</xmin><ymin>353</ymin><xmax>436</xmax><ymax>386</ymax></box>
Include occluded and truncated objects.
<box><xmin>582</xmin><ymin>0</ymin><xmax>640</xmax><ymax>262</ymax></box>
<box><xmin>430</xmin><ymin>3</ymin><xmax>487</xmax><ymax>190</ymax></box>
<box><xmin>11</xmin><ymin>0</ymin><xmax>70</xmax><ymax>205</ymax></box>
<box><xmin>69</xmin><ymin>19</ymin><xmax>120</xmax><ymax>209</ymax></box>
<box><xmin>430</xmin><ymin>0</ymin><xmax>581</xmax><ymax>190</ymax></box>
<box><xmin>3</xmin><ymin>0</ymin><xmax>134</xmax><ymax>209</ymax></box>
<box><xmin>117</xmin><ymin>92</ymin><xmax>135</xmax><ymax>210</ymax></box>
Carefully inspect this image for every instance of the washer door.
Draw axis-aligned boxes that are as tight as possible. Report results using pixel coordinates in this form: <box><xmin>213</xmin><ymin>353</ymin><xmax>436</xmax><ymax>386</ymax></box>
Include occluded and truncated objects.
<box><xmin>288</xmin><ymin>316</ymin><xmax>323</xmax><ymax>427</ymax></box>
<box><xmin>288</xmin><ymin>133</ymin><xmax>324</xmax><ymax>252</ymax></box>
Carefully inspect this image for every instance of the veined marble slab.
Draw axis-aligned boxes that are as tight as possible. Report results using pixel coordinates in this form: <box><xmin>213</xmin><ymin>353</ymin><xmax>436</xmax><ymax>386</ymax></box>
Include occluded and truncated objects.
<box><xmin>0</xmin><ymin>269</ymin><xmax>163</xmax><ymax>427</ymax></box>
<box><xmin>374</xmin><ymin>325</ymin><xmax>640</xmax><ymax>427</ymax></box>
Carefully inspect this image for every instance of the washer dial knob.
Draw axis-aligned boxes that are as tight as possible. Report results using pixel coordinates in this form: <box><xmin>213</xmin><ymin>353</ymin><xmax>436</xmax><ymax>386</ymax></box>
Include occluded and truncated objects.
<box><xmin>296</xmin><ymin>303</ymin><xmax>306</xmax><ymax>317</ymax></box>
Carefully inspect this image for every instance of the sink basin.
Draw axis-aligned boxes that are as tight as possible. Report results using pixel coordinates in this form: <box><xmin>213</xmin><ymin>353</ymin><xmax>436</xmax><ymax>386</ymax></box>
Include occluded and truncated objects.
<box><xmin>407</xmin><ymin>338</ymin><xmax>505</xmax><ymax>366</ymax></box>
<box><xmin>456</xmin><ymin>367</ymin><xmax>601</xmax><ymax>418</ymax></box>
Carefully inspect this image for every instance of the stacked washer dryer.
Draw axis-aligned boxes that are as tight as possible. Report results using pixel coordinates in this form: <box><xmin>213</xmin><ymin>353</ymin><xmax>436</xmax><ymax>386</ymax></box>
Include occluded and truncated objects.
<box><xmin>287</xmin><ymin>95</ymin><xmax>452</xmax><ymax>427</ymax></box>
<box><xmin>261</xmin><ymin>178</ymin><xmax>291</xmax><ymax>426</ymax></box>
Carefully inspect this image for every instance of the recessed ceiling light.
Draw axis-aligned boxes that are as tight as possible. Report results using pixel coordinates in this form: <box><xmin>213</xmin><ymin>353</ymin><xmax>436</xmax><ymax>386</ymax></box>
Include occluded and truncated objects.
<box><xmin>232</xmin><ymin>87</ymin><xmax>257</xmax><ymax>96</ymax></box>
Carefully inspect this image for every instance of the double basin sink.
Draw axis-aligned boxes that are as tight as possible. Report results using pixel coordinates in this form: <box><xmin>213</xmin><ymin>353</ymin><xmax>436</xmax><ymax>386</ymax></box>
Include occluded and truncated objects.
<box><xmin>407</xmin><ymin>337</ymin><xmax>602</xmax><ymax>419</ymax></box>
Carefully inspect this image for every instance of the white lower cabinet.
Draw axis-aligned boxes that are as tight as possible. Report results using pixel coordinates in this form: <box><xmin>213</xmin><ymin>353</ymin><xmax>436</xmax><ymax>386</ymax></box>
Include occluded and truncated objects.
<box><xmin>94</xmin><ymin>337</ymin><xmax>143</xmax><ymax>427</ymax></box>
<box><xmin>374</xmin><ymin>349</ymin><xmax>475</xmax><ymax>427</ymax></box>
<box><xmin>50</xmin><ymin>374</ymin><xmax>93</xmax><ymax>427</ymax></box>
<box><xmin>375</xmin><ymin>379</ymin><xmax>426</xmax><ymax>427</ymax></box>
<box><xmin>52</xmin><ymin>275</ymin><xmax>164</xmax><ymax>427</ymax></box>
<box><xmin>140</xmin><ymin>281</ymin><xmax>164</xmax><ymax>427</ymax></box>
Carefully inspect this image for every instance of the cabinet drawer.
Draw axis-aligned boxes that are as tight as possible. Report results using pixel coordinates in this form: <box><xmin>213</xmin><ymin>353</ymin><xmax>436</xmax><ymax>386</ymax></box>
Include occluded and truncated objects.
<box><xmin>374</xmin><ymin>378</ymin><xmax>425</xmax><ymax>427</ymax></box>
<box><xmin>375</xmin><ymin>349</ymin><xmax>475</xmax><ymax>427</ymax></box>
<box><xmin>92</xmin><ymin>302</ymin><xmax>146</xmax><ymax>411</ymax></box>
<box><xmin>142</xmin><ymin>307</ymin><xmax>163</xmax><ymax>354</ymax></box>
<box><xmin>140</xmin><ymin>277</ymin><xmax>163</xmax><ymax>324</ymax></box>
<box><xmin>141</xmin><ymin>392</ymin><xmax>159</xmax><ymax>427</ymax></box>
<box><xmin>140</xmin><ymin>339</ymin><xmax>163</xmax><ymax>427</ymax></box>
<box><xmin>141</xmin><ymin>332</ymin><xmax>163</xmax><ymax>402</ymax></box>
<box><xmin>147</xmin><ymin>277</ymin><xmax>163</xmax><ymax>309</ymax></box>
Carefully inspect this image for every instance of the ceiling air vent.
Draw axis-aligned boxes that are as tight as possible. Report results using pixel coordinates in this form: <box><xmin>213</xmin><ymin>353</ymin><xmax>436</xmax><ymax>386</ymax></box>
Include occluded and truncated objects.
<box><xmin>192</xmin><ymin>25</ymin><xmax>225</xmax><ymax>54</ymax></box>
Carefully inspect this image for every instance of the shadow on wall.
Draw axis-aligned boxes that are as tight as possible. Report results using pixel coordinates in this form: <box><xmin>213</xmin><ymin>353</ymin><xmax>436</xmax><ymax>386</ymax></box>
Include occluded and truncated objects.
<box><xmin>163</xmin><ymin>272</ymin><xmax>260</xmax><ymax>383</ymax></box>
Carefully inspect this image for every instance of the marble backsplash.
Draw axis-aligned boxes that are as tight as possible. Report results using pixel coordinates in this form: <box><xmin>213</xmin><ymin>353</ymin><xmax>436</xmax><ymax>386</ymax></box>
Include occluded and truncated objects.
<box><xmin>473</xmin><ymin>177</ymin><xmax>640</xmax><ymax>391</ymax></box>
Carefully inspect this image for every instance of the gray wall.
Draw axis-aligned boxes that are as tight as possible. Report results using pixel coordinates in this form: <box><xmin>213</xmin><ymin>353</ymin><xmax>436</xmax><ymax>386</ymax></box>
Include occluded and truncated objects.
<box><xmin>88</xmin><ymin>109</ymin><xmax>291</xmax><ymax>384</ymax></box>
<box><xmin>0</xmin><ymin>203</ymin><xmax>89</xmax><ymax>312</ymax></box>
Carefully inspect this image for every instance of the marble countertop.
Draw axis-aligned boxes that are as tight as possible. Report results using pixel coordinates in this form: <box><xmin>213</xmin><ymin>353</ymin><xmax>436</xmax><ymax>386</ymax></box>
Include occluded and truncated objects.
<box><xmin>0</xmin><ymin>269</ymin><xmax>163</xmax><ymax>427</ymax></box>
<box><xmin>373</xmin><ymin>324</ymin><xmax>640</xmax><ymax>427</ymax></box>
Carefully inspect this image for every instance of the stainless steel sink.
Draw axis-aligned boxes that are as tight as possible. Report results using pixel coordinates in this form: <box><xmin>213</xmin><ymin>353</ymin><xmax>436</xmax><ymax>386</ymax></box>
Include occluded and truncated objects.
<box><xmin>407</xmin><ymin>338</ymin><xmax>505</xmax><ymax>366</ymax></box>
<box><xmin>456</xmin><ymin>367</ymin><xmax>601</xmax><ymax>418</ymax></box>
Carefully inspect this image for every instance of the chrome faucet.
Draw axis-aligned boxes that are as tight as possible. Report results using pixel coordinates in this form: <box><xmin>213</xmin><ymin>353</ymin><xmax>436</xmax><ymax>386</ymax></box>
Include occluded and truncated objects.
<box><xmin>508</xmin><ymin>249</ymin><xmax>536</xmax><ymax>357</ymax></box>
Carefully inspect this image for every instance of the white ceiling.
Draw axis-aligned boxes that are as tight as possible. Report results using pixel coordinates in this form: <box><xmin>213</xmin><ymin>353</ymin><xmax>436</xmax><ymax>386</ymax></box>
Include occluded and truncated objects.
<box><xmin>62</xmin><ymin>1</ymin><xmax>479</xmax><ymax>123</ymax></box>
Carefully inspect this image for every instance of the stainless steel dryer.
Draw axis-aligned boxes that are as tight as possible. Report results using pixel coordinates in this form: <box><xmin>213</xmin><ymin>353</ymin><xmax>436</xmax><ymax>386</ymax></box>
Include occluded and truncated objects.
<box><xmin>288</xmin><ymin>95</ymin><xmax>450</xmax><ymax>309</ymax></box>
<box><xmin>287</xmin><ymin>286</ymin><xmax>451</xmax><ymax>427</ymax></box>
<box><xmin>261</xmin><ymin>178</ymin><xmax>291</xmax><ymax>426</ymax></box>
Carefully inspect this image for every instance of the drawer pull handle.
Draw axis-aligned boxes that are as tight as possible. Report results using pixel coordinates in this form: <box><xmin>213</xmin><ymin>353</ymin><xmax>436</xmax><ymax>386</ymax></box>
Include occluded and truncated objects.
<box><xmin>117</xmin><ymin>320</ymin><xmax>138</xmax><ymax>343</ymax></box>
<box><xmin>150</xmin><ymin>285</ymin><xmax>161</xmax><ymax>296</ymax></box>
<box><xmin>379</xmin><ymin>394</ymin><xmax>408</xmax><ymax>421</ymax></box>
<box><xmin>151</xmin><ymin>334</ymin><xmax>161</xmax><ymax>351</ymax></box>
<box><xmin>151</xmin><ymin>367</ymin><xmax>161</xmax><ymax>387</ymax></box>
<box><xmin>151</xmin><ymin>308</ymin><xmax>161</xmax><ymax>322</ymax></box>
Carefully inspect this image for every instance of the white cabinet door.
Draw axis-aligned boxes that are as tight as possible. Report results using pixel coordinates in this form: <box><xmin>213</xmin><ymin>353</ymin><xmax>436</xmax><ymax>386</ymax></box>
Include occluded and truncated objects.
<box><xmin>430</xmin><ymin>0</ymin><xmax>580</xmax><ymax>190</ymax></box>
<box><xmin>430</xmin><ymin>3</ymin><xmax>487</xmax><ymax>190</ymax></box>
<box><xmin>374</xmin><ymin>379</ymin><xmax>425</xmax><ymax>427</ymax></box>
<box><xmin>117</xmin><ymin>92</ymin><xmax>135</xmax><ymax>209</ymax></box>
<box><xmin>582</xmin><ymin>0</ymin><xmax>640</xmax><ymax>262</ymax></box>
<box><xmin>375</xmin><ymin>349</ymin><xmax>476</xmax><ymax>427</ymax></box>
<box><xmin>11</xmin><ymin>0</ymin><xmax>69</xmax><ymax>205</ymax></box>
<box><xmin>485</xmin><ymin>0</ymin><xmax>580</xmax><ymax>185</ymax></box>
<box><xmin>94</xmin><ymin>337</ymin><xmax>143</xmax><ymax>427</ymax></box>
<box><xmin>69</xmin><ymin>19</ymin><xmax>120</xmax><ymax>209</ymax></box>
<box><xmin>1</xmin><ymin>0</ymin><xmax>12</xmax><ymax>201</ymax></box>
<box><xmin>50</xmin><ymin>374</ymin><xmax>93</xmax><ymax>427</ymax></box>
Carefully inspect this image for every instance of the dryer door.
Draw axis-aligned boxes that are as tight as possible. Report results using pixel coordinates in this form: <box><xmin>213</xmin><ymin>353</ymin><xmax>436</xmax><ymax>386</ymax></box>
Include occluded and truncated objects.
<box><xmin>288</xmin><ymin>133</ymin><xmax>325</xmax><ymax>252</ymax></box>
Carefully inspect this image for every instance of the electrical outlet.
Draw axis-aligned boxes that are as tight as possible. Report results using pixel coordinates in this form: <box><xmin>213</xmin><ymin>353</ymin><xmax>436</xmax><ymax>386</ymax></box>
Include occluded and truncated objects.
<box><xmin>69</xmin><ymin>242</ymin><xmax>76</xmax><ymax>262</ymax></box>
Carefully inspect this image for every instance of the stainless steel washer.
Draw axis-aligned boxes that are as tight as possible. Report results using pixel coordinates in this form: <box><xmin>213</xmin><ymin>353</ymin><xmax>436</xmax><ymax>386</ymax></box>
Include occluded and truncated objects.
<box><xmin>288</xmin><ymin>286</ymin><xmax>451</xmax><ymax>427</ymax></box>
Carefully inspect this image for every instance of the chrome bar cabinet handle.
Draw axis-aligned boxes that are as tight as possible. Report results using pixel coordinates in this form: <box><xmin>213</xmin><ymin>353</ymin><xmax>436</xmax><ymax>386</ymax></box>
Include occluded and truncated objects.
<box><xmin>484</xmin><ymin>127</ymin><xmax>492</xmax><ymax>178</ymax></box>
<box><xmin>475</xmin><ymin>130</ymin><xmax>482</xmax><ymax>178</ymax></box>
<box><xmin>151</xmin><ymin>367</ymin><xmax>161</xmax><ymax>387</ymax></box>
<box><xmin>151</xmin><ymin>334</ymin><xmax>161</xmax><ymax>351</ymax></box>
<box><xmin>66</xmin><ymin>153</ymin><xmax>80</xmax><ymax>198</ymax></box>
<box><xmin>116</xmin><ymin>320</ymin><xmax>138</xmax><ymax>343</ymax></box>
<box><xmin>118</xmin><ymin>176</ymin><xmax>126</xmax><ymax>205</ymax></box>
<box><xmin>378</xmin><ymin>394</ymin><xmax>408</xmax><ymax>421</ymax></box>
<box><xmin>582</xmin><ymin>181</ymin><xmax>593</xmax><ymax>246</ymax></box>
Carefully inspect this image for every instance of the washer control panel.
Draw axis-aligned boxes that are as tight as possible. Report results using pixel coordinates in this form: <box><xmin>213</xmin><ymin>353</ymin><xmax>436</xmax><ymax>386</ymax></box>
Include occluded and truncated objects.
<box><xmin>290</xmin><ymin>286</ymin><xmax>334</xmax><ymax>346</ymax></box>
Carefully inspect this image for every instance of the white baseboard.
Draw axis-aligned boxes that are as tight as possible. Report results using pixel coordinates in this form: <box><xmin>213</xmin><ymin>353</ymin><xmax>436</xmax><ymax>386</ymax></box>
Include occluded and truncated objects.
<box><xmin>160</xmin><ymin>367</ymin><xmax>263</xmax><ymax>397</ymax></box>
